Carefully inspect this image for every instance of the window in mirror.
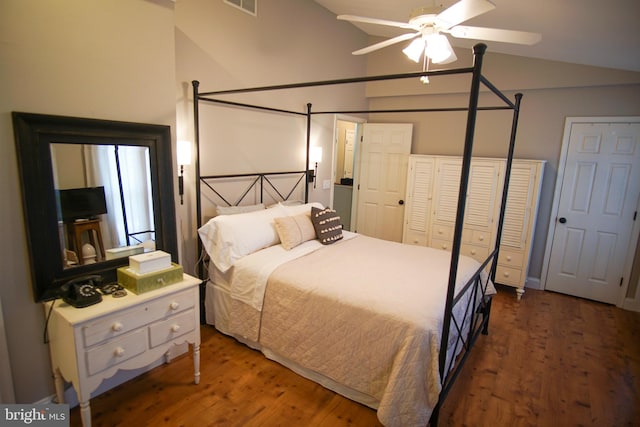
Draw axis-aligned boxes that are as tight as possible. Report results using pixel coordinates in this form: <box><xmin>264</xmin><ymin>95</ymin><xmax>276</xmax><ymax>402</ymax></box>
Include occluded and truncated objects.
<box><xmin>51</xmin><ymin>144</ymin><xmax>156</xmax><ymax>268</ymax></box>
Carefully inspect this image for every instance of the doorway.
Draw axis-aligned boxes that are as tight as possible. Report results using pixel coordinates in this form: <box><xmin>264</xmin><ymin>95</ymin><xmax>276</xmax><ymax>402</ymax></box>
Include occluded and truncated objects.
<box><xmin>331</xmin><ymin>116</ymin><xmax>364</xmax><ymax>231</ymax></box>
<box><xmin>542</xmin><ymin>117</ymin><xmax>640</xmax><ymax>306</ymax></box>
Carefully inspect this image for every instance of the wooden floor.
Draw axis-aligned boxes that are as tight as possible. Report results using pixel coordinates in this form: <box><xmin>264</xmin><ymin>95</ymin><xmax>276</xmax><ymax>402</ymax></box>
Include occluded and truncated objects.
<box><xmin>71</xmin><ymin>286</ymin><xmax>640</xmax><ymax>427</ymax></box>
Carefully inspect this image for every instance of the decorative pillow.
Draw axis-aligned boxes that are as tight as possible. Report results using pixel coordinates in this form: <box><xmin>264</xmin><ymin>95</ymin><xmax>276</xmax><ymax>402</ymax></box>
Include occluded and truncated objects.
<box><xmin>310</xmin><ymin>206</ymin><xmax>343</xmax><ymax>244</ymax></box>
<box><xmin>198</xmin><ymin>204</ymin><xmax>288</xmax><ymax>272</ymax></box>
<box><xmin>215</xmin><ymin>203</ymin><xmax>265</xmax><ymax>216</ymax></box>
<box><xmin>274</xmin><ymin>214</ymin><xmax>317</xmax><ymax>250</ymax></box>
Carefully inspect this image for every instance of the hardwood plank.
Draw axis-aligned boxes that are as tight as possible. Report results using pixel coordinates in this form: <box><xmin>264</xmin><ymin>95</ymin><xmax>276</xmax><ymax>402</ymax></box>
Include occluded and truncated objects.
<box><xmin>70</xmin><ymin>286</ymin><xmax>640</xmax><ymax>426</ymax></box>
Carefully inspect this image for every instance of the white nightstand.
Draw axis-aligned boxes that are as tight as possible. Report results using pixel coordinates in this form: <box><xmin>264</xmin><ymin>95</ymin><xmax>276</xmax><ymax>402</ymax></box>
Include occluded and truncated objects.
<box><xmin>44</xmin><ymin>274</ymin><xmax>201</xmax><ymax>427</ymax></box>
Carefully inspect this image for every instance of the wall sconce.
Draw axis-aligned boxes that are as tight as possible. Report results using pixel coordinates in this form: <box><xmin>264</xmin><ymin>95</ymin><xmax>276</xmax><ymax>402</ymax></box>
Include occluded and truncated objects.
<box><xmin>308</xmin><ymin>146</ymin><xmax>323</xmax><ymax>189</ymax></box>
<box><xmin>177</xmin><ymin>140</ymin><xmax>192</xmax><ymax>205</ymax></box>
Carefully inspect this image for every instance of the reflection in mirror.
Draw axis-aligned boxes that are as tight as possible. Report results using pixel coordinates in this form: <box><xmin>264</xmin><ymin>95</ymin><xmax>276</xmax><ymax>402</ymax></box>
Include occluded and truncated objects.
<box><xmin>333</xmin><ymin>120</ymin><xmax>358</xmax><ymax>232</ymax></box>
<box><xmin>335</xmin><ymin>124</ymin><xmax>356</xmax><ymax>186</ymax></box>
<box><xmin>51</xmin><ymin>144</ymin><xmax>156</xmax><ymax>269</ymax></box>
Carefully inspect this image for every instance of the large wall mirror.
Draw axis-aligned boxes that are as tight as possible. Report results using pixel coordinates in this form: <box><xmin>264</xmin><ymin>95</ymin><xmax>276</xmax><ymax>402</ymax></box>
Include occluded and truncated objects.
<box><xmin>13</xmin><ymin>112</ymin><xmax>178</xmax><ymax>302</ymax></box>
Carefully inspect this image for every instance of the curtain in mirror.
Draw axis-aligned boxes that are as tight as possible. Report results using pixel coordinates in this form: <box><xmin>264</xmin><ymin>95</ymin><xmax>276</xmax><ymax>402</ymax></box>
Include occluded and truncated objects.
<box><xmin>84</xmin><ymin>145</ymin><xmax>155</xmax><ymax>248</ymax></box>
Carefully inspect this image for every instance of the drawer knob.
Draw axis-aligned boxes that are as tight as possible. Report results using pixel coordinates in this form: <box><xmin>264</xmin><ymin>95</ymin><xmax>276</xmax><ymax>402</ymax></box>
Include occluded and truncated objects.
<box><xmin>170</xmin><ymin>302</ymin><xmax>180</xmax><ymax>310</ymax></box>
<box><xmin>171</xmin><ymin>324</ymin><xmax>180</xmax><ymax>333</ymax></box>
<box><xmin>114</xmin><ymin>347</ymin><xmax>125</xmax><ymax>357</ymax></box>
<box><xmin>503</xmin><ymin>271</ymin><xmax>510</xmax><ymax>278</ymax></box>
<box><xmin>471</xmin><ymin>249</ymin><xmax>477</xmax><ymax>255</ymax></box>
<box><xmin>442</xmin><ymin>244</ymin><xmax>448</xmax><ymax>249</ymax></box>
<box><xmin>506</xmin><ymin>256</ymin><xmax>512</xmax><ymax>262</ymax></box>
<box><xmin>478</xmin><ymin>235</ymin><xmax>485</xmax><ymax>241</ymax></box>
<box><xmin>112</xmin><ymin>322</ymin><xmax>123</xmax><ymax>332</ymax></box>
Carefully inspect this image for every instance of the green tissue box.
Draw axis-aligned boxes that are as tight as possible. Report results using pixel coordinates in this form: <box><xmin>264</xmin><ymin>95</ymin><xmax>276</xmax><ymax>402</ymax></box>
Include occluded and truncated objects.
<box><xmin>117</xmin><ymin>263</ymin><xmax>184</xmax><ymax>294</ymax></box>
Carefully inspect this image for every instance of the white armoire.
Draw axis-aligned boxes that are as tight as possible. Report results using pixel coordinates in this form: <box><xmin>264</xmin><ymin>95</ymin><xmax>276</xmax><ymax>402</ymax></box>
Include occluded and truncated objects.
<box><xmin>402</xmin><ymin>155</ymin><xmax>545</xmax><ymax>300</ymax></box>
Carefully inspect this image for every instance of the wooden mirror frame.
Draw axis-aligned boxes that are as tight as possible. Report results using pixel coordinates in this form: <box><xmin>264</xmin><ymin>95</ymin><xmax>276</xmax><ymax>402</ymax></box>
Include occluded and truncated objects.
<box><xmin>12</xmin><ymin>112</ymin><xmax>178</xmax><ymax>302</ymax></box>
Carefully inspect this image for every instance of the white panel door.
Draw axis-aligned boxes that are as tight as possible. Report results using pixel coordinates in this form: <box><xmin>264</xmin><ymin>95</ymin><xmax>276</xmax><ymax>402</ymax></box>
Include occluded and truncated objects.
<box><xmin>344</xmin><ymin>129</ymin><xmax>355</xmax><ymax>179</ymax></box>
<box><xmin>355</xmin><ymin>123</ymin><xmax>412</xmax><ymax>242</ymax></box>
<box><xmin>546</xmin><ymin>122</ymin><xmax>640</xmax><ymax>304</ymax></box>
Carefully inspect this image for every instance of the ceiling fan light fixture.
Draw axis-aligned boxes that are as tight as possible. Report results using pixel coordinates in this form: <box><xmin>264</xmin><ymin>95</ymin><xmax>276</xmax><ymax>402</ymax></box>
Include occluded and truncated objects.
<box><xmin>425</xmin><ymin>33</ymin><xmax>454</xmax><ymax>64</ymax></box>
<box><xmin>402</xmin><ymin>38</ymin><xmax>425</xmax><ymax>63</ymax></box>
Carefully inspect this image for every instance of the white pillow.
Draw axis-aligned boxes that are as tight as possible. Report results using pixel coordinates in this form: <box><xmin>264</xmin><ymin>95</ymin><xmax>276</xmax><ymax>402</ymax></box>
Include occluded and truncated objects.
<box><xmin>215</xmin><ymin>203</ymin><xmax>265</xmax><ymax>216</ymax></box>
<box><xmin>198</xmin><ymin>204</ymin><xmax>288</xmax><ymax>272</ymax></box>
<box><xmin>279</xmin><ymin>201</ymin><xmax>324</xmax><ymax>216</ymax></box>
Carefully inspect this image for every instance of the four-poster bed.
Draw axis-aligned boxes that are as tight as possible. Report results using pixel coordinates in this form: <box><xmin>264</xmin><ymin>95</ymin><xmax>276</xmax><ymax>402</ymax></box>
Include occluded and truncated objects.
<box><xmin>191</xmin><ymin>44</ymin><xmax>523</xmax><ymax>426</ymax></box>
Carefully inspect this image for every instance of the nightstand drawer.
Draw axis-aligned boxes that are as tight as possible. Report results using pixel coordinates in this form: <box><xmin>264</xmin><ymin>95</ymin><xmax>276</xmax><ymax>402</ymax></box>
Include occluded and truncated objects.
<box><xmin>82</xmin><ymin>309</ymin><xmax>149</xmax><ymax>348</ymax></box>
<box><xmin>431</xmin><ymin>238</ymin><xmax>452</xmax><ymax>251</ymax></box>
<box><xmin>149</xmin><ymin>288</ymin><xmax>196</xmax><ymax>317</ymax></box>
<box><xmin>461</xmin><ymin>244</ymin><xmax>489</xmax><ymax>262</ymax></box>
<box><xmin>498</xmin><ymin>249</ymin><xmax>524</xmax><ymax>266</ymax></box>
<box><xmin>85</xmin><ymin>329</ymin><xmax>147</xmax><ymax>376</ymax></box>
<box><xmin>432</xmin><ymin>224</ymin><xmax>454</xmax><ymax>240</ymax></box>
<box><xmin>82</xmin><ymin>289</ymin><xmax>196</xmax><ymax>347</ymax></box>
<box><xmin>149</xmin><ymin>309</ymin><xmax>196</xmax><ymax>348</ymax></box>
<box><xmin>495</xmin><ymin>265</ymin><xmax>523</xmax><ymax>286</ymax></box>
<box><xmin>464</xmin><ymin>229</ymin><xmax>492</xmax><ymax>247</ymax></box>
<box><xmin>404</xmin><ymin>230</ymin><xmax>427</xmax><ymax>246</ymax></box>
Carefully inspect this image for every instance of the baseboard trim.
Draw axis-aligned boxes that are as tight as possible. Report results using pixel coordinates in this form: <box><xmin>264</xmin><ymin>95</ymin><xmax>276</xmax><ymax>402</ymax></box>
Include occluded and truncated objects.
<box><xmin>623</xmin><ymin>297</ymin><xmax>640</xmax><ymax>312</ymax></box>
<box><xmin>524</xmin><ymin>276</ymin><xmax>542</xmax><ymax>290</ymax></box>
<box><xmin>34</xmin><ymin>394</ymin><xmax>57</xmax><ymax>405</ymax></box>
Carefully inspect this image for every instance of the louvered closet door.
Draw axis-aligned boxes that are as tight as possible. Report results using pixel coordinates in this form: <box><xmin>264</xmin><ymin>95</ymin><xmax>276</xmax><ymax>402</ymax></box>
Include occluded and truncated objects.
<box><xmin>465</xmin><ymin>160</ymin><xmax>504</xmax><ymax>230</ymax></box>
<box><xmin>430</xmin><ymin>158</ymin><xmax>462</xmax><ymax>248</ymax></box>
<box><xmin>429</xmin><ymin>157</ymin><xmax>504</xmax><ymax>261</ymax></box>
<box><xmin>403</xmin><ymin>156</ymin><xmax>435</xmax><ymax>245</ymax></box>
<box><xmin>502</xmin><ymin>163</ymin><xmax>536</xmax><ymax>249</ymax></box>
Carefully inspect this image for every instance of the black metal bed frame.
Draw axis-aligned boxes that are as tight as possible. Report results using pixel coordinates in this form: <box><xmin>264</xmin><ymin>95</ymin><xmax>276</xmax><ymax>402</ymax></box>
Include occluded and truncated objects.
<box><xmin>191</xmin><ymin>43</ymin><xmax>523</xmax><ymax>425</ymax></box>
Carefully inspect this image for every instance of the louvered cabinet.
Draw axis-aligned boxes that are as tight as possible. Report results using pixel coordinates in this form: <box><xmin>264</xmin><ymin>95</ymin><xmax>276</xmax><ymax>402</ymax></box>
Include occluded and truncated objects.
<box><xmin>494</xmin><ymin>160</ymin><xmax>545</xmax><ymax>299</ymax></box>
<box><xmin>403</xmin><ymin>155</ymin><xmax>544</xmax><ymax>300</ymax></box>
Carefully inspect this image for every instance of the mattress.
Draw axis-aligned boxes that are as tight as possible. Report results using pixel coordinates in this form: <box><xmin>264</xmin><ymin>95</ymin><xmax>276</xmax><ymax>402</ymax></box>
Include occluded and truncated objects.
<box><xmin>205</xmin><ymin>232</ymin><xmax>495</xmax><ymax>427</ymax></box>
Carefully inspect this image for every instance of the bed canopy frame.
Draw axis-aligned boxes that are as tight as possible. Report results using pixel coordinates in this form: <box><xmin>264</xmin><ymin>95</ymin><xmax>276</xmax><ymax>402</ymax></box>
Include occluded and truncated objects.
<box><xmin>191</xmin><ymin>43</ymin><xmax>523</xmax><ymax>425</ymax></box>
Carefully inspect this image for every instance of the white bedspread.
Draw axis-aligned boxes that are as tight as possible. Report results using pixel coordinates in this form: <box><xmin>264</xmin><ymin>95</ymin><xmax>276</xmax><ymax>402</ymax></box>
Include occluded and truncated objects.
<box><xmin>229</xmin><ymin>231</ymin><xmax>357</xmax><ymax>311</ymax></box>
<box><xmin>221</xmin><ymin>233</ymin><xmax>495</xmax><ymax>427</ymax></box>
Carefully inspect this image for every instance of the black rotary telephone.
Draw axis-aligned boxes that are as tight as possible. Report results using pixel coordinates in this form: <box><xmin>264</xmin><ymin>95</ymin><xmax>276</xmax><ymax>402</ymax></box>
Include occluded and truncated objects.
<box><xmin>60</xmin><ymin>275</ymin><xmax>103</xmax><ymax>308</ymax></box>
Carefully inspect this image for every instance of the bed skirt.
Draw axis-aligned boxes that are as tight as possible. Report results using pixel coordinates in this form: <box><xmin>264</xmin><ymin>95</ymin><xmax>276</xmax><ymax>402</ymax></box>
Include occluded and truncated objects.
<box><xmin>204</xmin><ymin>280</ymin><xmax>380</xmax><ymax>409</ymax></box>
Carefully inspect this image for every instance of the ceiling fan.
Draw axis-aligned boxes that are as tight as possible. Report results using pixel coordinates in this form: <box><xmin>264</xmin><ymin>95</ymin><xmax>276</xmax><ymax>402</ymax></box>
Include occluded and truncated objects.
<box><xmin>338</xmin><ymin>0</ymin><xmax>541</xmax><ymax>66</ymax></box>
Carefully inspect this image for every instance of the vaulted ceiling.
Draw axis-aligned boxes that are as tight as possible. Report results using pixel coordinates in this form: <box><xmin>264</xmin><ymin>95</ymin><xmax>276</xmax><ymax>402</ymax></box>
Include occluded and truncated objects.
<box><xmin>313</xmin><ymin>0</ymin><xmax>640</xmax><ymax>72</ymax></box>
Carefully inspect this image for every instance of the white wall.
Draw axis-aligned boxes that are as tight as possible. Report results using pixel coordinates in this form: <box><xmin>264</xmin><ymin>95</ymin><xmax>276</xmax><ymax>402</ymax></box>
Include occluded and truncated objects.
<box><xmin>0</xmin><ymin>0</ymin><xmax>176</xmax><ymax>403</ymax></box>
<box><xmin>174</xmin><ymin>0</ymin><xmax>369</xmax><ymax>274</ymax></box>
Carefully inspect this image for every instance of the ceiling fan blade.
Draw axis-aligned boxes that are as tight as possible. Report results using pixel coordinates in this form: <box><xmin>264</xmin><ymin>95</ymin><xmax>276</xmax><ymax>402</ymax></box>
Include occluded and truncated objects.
<box><xmin>449</xmin><ymin>25</ymin><xmax>542</xmax><ymax>45</ymax></box>
<box><xmin>352</xmin><ymin>32</ymin><xmax>420</xmax><ymax>55</ymax></box>
<box><xmin>435</xmin><ymin>0</ymin><xmax>496</xmax><ymax>30</ymax></box>
<box><xmin>338</xmin><ymin>14</ymin><xmax>417</xmax><ymax>30</ymax></box>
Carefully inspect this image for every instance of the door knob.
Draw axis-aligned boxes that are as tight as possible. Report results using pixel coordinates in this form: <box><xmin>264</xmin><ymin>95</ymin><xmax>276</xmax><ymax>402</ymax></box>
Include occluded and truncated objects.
<box><xmin>558</xmin><ymin>217</ymin><xmax>567</xmax><ymax>224</ymax></box>
<box><xmin>398</xmin><ymin>200</ymin><xmax>404</xmax><ymax>205</ymax></box>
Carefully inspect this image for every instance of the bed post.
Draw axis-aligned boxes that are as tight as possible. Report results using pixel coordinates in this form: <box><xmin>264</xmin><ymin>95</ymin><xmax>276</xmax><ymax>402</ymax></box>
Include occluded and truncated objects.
<box><xmin>305</xmin><ymin>103</ymin><xmax>312</xmax><ymax>203</ymax></box>
<box><xmin>481</xmin><ymin>92</ymin><xmax>523</xmax><ymax>334</ymax></box>
<box><xmin>192</xmin><ymin>80</ymin><xmax>204</xmax><ymax>280</ymax></box>
<box><xmin>491</xmin><ymin>93</ymin><xmax>523</xmax><ymax>287</ymax></box>
<box><xmin>433</xmin><ymin>44</ymin><xmax>486</xmax><ymax>426</ymax></box>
